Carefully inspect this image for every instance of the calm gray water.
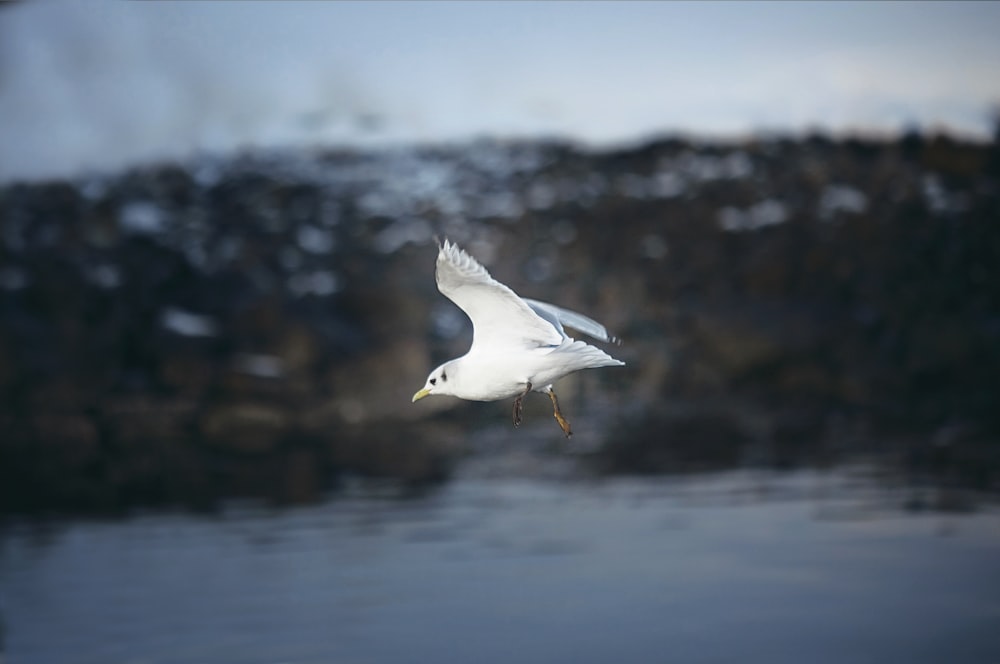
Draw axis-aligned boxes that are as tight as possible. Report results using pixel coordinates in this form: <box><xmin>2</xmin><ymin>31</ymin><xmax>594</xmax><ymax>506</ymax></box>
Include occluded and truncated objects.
<box><xmin>2</xmin><ymin>469</ymin><xmax>999</xmax><ymax>664</ymax></box>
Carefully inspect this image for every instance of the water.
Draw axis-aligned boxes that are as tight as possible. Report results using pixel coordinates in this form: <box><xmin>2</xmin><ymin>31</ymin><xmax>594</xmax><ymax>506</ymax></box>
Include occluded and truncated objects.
<box><xmin>2</xmin><ymin>469</ymin><xmax>999</xmax><ymax>664</ymax></box>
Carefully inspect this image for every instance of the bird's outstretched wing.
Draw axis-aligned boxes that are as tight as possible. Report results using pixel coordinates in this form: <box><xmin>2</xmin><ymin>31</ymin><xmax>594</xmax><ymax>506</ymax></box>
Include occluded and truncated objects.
<box><xmin>436</xmin><ymin>240</ymin><xmax>563</xmax><ymax>350</ymax></box>
<box><xmin>523</xmin><ymin>298</ymin><xmax>621</xmax><ymax>345</ymax></box>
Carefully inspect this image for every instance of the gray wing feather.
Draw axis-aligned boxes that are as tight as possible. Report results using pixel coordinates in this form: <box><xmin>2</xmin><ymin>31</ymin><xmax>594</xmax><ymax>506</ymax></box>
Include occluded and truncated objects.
<box><xmin>523</xmin><ymin>298</ymin><xmax>621</xmax><ymax>345</ymax></box>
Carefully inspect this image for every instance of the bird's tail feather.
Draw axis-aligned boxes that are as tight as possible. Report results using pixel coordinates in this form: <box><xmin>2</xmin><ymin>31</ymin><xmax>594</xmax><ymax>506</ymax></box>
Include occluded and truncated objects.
<box><xmin>557</xmin><ymin>339</ymin><xmax>625</xmax><ymax>371</ymax></box>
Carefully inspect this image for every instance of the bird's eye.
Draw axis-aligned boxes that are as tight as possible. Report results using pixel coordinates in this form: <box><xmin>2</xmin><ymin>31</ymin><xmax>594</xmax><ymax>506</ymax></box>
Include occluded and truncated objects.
<box><xmin>429</xmin><ymin>378</ymin><xmax>437</xmax><ymax>386</ymax></box>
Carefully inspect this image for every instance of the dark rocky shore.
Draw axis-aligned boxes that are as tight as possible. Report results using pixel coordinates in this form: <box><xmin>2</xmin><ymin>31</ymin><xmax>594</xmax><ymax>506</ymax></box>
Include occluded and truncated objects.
<box><xmin>2</xmin><ymin>131</ymin><xmax>999</xmax><ymax>515</ymax></box>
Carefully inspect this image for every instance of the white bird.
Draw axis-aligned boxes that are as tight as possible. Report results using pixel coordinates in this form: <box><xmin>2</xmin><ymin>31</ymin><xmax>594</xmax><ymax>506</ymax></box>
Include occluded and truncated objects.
<box><xmin>412</xmin><ymin>239</ymin><xmax>625</xmax><ymax>437</ymax></box>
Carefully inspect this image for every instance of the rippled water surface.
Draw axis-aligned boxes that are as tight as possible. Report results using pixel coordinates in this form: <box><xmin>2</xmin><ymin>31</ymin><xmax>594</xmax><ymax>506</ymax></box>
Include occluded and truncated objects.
<box><xmin>3</xmin><ymin>470</ymin><xmax>999</xmax><ymax>664</ymax></box>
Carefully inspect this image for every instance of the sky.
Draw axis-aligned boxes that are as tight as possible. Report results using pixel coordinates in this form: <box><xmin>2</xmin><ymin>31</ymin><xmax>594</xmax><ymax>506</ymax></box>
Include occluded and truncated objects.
<box><xmin>1</xmin><ymin>0</ymin><xmax>999</xmax><ymax>183</ymax></box>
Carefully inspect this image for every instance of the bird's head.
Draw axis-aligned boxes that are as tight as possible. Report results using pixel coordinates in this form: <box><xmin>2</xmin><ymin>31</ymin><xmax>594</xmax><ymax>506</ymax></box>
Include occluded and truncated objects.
<box><xmin>412</xmin><ymin>361</ymin><xmax>456</xmax><ymax>402</ymax></box>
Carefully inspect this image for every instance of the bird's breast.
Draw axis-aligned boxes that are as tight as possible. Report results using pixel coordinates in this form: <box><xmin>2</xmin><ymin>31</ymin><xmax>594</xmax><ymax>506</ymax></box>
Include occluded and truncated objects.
<box><xmin>450</xmin><ymin>351</ymin><xmax>548</xmax><ymax>402</ymax></box>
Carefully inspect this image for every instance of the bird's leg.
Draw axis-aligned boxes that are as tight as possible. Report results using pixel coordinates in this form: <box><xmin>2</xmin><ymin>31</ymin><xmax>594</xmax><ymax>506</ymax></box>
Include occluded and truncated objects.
<box><xmin>545</xmin><ymin>387</ymin><xmax>573</xmax><ymax>438</ymax></box>
<box><xmin>512</xmin><ymin>381</ymin><xmax>532</xmax><ymax>427</ymax></box>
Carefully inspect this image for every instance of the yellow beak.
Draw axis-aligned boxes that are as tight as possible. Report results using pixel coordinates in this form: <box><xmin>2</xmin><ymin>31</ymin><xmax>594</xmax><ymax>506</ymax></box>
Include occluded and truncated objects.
<box><xmin>412</xmin><ymin>388</ymin><xmax>431</xmax><ymax>403</ymax></box>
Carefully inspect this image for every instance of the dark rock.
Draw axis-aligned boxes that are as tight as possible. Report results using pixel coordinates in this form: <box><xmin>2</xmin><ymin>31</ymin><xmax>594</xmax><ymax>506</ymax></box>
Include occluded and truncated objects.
<box><xmin>199</xmin><ymin>402</ymin><xmax>293</xmax><ymax>454</ymax></box>
<box><xmin>329</xmin><ymin>422</ymin><xmax>461</xmax><ymax>485</ymax></box>
<box><xmin>102</xmin><ymin>395</ymin><xmax>198</xmax><ymax>445</ymax></box>
<box><xmin>597</xmin><ymin>406</ymin><xmax>754</xmax><ymax>475</ymax></box>
<box><xmin>2</xmin><ymin>132</ymin><xmax>999</xmax><ymax>514</ymax></box>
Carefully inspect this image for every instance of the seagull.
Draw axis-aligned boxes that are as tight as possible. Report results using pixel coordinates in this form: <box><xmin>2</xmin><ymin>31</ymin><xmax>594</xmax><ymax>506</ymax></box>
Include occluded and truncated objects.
<box><xmin>412</xmin><ymin>239</ymin><xmax>625</xmax><ymax>437</ymax></box>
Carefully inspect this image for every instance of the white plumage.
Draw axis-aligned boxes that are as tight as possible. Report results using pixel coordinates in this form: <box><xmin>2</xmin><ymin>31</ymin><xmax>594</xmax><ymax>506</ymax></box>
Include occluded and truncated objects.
<box><xmin>412</xmin><ymin>239</ymin><xmax>624</xmax><ymax>436</ymax></box>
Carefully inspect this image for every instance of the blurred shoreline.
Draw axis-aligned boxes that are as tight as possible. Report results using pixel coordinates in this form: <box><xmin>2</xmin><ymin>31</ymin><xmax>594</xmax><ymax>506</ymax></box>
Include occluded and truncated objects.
<box><xmin>1</xmin><ymin>130</ymin><xmax>998</xmax><ymax>517</ymax></box>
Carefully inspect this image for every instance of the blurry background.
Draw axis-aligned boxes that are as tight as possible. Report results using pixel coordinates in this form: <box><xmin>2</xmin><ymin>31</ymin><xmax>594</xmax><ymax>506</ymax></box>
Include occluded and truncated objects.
<box><xmin>1</xmin><ymin>2</ymin><xmax>999</xmax><ymax>663</ymax></box>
